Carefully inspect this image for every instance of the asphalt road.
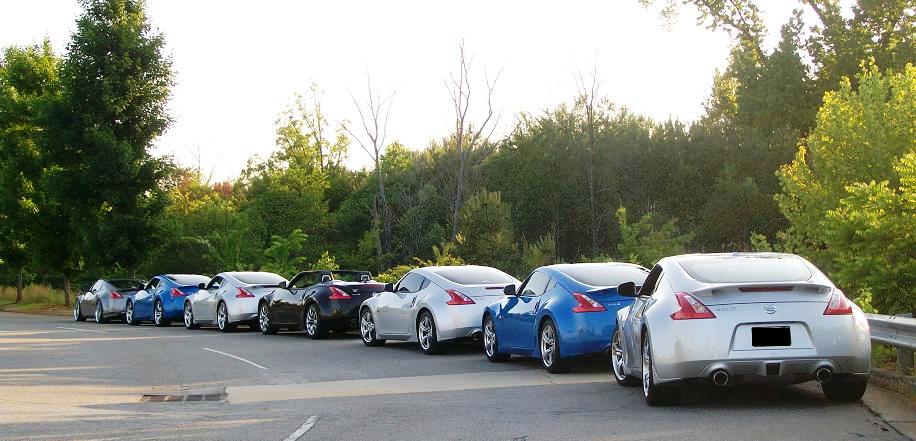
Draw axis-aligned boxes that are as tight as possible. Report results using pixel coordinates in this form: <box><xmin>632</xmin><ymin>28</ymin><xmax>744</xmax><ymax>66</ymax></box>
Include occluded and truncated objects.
<box><xmin>0</xmin><ymin>311</ymin><xmax>906</xmax><ymax>441</ymax></box>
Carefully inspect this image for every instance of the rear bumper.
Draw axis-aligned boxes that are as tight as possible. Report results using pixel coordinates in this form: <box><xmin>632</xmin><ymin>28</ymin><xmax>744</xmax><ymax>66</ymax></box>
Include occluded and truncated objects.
<box><xmin>657</xmin><ymin>356</ymin><xmax>870</xmax><ymax>385</ymax></box>
<box><xmin>103</xmin><ymin>299</ymin><xmax>128</xmax><ymax>316</ymax></box>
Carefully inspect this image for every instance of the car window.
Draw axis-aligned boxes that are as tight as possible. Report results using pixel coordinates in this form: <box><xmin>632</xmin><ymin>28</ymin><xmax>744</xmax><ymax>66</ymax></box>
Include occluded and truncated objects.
<box><xmin>90</xmin><ymin>281</ymin><xmax>102</xmax><ymax>292</ymax></box>
<box><xmin>561</xmin><ymin>266</ymin><xmax>649</xmax><ymax>287</ymax></box>
<box><xmin>396</xmin><ymin>272</ymin><xmax>425</xmax><ymax>293</ymax></box>
<box><xmin>520</xmin><ymin>271</ymin><xmax>550</xmax><ymax>297</ymax></box>
<box><xmin>678</xmin><ymin>255</ymin><xmax>813</xmax><ymax>283</ymax></box>
<box><xmin>291</xmin><ymin>273</ymin><xmax>319</xmax><ymax>289</ymax></box>
<box><xmin>207</xmin><ymin>276</ymin><xmax>223</xmax><ymax>290</ymax></box>
<box><xmin>144</xmin><ymin>279</ymin><xmax>159</xmax><ymax>291</ymax></box>
<box><xmin>640</xmin><ymin>265</ymin><xmax>663</xmax><ymax>297</ymax></box>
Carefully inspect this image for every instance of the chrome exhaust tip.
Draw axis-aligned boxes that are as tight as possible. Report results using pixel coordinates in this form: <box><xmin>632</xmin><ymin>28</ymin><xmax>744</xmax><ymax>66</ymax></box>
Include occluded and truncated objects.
<box><xmin>712</xmin><ymin>369</ymin><xmax>730</xmax><ymax>386</ymax></box>
<box><xmin>815</xmin><ymin>367</ymin><xmax>832</xmax><ymax>384</ymax></box>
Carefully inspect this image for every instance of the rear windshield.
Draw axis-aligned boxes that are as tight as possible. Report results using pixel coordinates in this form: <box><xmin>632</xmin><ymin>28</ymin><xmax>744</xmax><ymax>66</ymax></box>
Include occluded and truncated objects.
<box><xmin>678</xmin><ymin>256</ymin><xmax>812</xmax><ymax>283</ymax></box>
<box><xmin>233</xmin><ymin>272</ymin><xmax>286</xmax><ymax>285</ymax></box>
<box><xmin>169</xmin><ymin>275</ymin><xmax>210</xmax><ymax>286</ymax></box>
<box><xmin>433</xmin><ymin>267</ymin><xmax>515</xmax><ymax>285</ymax></box>
<box><xmin>561</xmin><ymin>266</ymin><xmax>648</xmax><ymax>287</ymax></box>
<box><xmin>109</xmin><ymin>279</ymin><xmax>143</xmax><ymax>290</ymax></box>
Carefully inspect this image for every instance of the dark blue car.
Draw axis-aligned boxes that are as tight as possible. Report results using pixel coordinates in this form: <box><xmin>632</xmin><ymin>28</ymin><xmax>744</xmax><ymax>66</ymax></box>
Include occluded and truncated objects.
<box><xmin>482</xmin><ymin>263</ymin><xmax>648</xmax><ymax>373</ymax></box>
<box><xmin>125</xmin><ymin>274</ymin><xmax>210</xmax><ymax>326</ymax></box>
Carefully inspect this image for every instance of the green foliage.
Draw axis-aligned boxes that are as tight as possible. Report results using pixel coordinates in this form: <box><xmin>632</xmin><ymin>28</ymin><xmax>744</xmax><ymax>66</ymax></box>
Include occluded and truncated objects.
<box><xmin>375</xmin><ymin>265</ymin><xmax>413</xmax><ymax>284</ymax></box>
<box><xmin>310</xmin><ymin>251</ymin><xmax>340</xmax><ymax>271</ymax></box>
<box><xmin>616</xmin><ymin>207</ymin><xmax>692</xmax><ymax>267</ymax></box>
<box><xmin>262</xmin><ymin>229</ymin><xmax>308</xmax><ymax>279</ymax></box>
<box><xmin>455</xmin><ymin>190</ymin><xmax>517</xmax><ymax>271</ymax></box>
<box><xmin>520</xmin><ymin>233</ymin><xmax>558</xmax><ymax>276</ymax></box>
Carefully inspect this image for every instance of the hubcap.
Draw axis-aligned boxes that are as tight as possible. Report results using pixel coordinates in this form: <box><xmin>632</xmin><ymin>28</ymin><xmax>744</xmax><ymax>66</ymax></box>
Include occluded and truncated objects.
<box><xmin>306</xmin><ymin>306</ymin><xmax>318</xmax><ymax>335</ymax></box>
<box><xmin>360</xmin><ymin>310</ymin><xmax>374</xmax><ymax>342</ymax></box>
<box><xmin>126</xmin><ymin>303</ymin><xmax>133</xmax><ymax>323</ymax></box>
<box><xmin>184</xmin><ymin>304</ymin><xmax>192</xmax><ymax>327</ymax></box>
<box><xmin>541</xmin><ymin>324</ymin><xmax>555</xmax><ymax>367</ymax></box>
<box><xmin>418</xmin><ymin>316</ymin><xmax>432</xmax><ymax>350</ymax></box>
<box><xmin>259</xmin><ymin>304</ymin><xmax>269</xmax><ymax>332</ymax></box>
<box><xmin>612</xmin><ymin>330</ymin><xmax>627</xmax><ymax>380</ymax></box>
<box><xmin>484</xmin><ymin>318</ymin><xmax>496</xmax><ymax>357</ymax></box>
<box><xmin>154</xmin><ymin>302</ymin><xmax>162</xmax><ymax>324</ymax></box>
<box><xmin>642</xmin><ymin>337</ymin><xmax>651</xmax><ymax>397</ymax></box>
<box><xmin>218</xmin><ymin>304</ymin><xmax>227</xmax><ymax>329</ymax></box>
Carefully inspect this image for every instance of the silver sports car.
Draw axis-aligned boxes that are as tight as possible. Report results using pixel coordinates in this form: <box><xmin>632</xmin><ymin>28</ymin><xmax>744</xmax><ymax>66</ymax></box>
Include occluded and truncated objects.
<box><xmin>610</xmin><ymin>252</ymin><xmax>871</xmax><ymax>406</ymax></box>
<box><xmin>359</xmin><ymin>265</ymin><xmax>520</xmax><ymax>354</ymax></box>
<box><xmin>73</xmin><ymin>278</ymin><xmax>146</xmax><ymax>324</ymax></box>
<box><xmin>183</xmin><ymin>271</ymin><xmax>287</xmax><ymax>332</ymax></box>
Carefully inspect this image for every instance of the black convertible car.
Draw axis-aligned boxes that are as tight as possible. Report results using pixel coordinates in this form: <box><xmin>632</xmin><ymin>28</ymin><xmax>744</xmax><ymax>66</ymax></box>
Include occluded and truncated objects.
<box><xmin>257</xmin><ymin>270</ymin><xmax>384</xmax><ymax>338</ymax></box>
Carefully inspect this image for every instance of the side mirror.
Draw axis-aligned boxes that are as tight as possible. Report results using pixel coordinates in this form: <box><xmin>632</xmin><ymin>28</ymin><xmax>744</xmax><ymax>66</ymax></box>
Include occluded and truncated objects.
<box><xmin>617</xmin><ymin>281</ymin><xmax>637</xmax><ymax>297</ymax></box>
<box><xmin>503</xmin><ymin>284</ymin><xmax>517</xmax><ymax>296</ymax></box>
<box><xmin>197</xmin><ymin>282</ymin><xmax>206</xmax><ymax>289</ymax></box>
<box><xmin>278</xmin><ymin>281</ymin><xmax>287</xmax><ymax>289</ymax></box>
<box><xmin>384</xmin><ymin>283</ymin><xmax>394</xmax><ymax>292</ymax></box>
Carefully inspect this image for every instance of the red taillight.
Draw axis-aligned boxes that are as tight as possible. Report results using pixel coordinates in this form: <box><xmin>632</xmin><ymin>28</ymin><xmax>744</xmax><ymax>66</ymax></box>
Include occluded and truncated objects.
<box><xmin>571</xmin><ymin>292</ymin><xmax>606</xmax><ymax>313</ymax></box>
<box><xmin>446</xmin><ymin>289</ymin><xmax>475</xmax><ymax>305</ymax></box>
<box><xmin>328</xmin><ymin>286</ymin><xmax>351</xmax><ymax>300</ymax></box>
<box><xmin>824</xmin><ymin>289</ymin><xmax>853</xmax><ymax>315</ymax></box>
<box><xmin>110</xmin><ymin>291</ymin><xmax>123</xmax><ymax>299</ymax></box>
<box><xmin>170</xmin><ymin>287</ymin><xmax>185</xmax><ymax>298</ymax></box>
<box><xmin>235</xmin><ymin>287</ymin><xmax>255</xmax><ymax>298</ymax></box>
<box><xmin>670</xmin><ymin>292</ymin><xmax>716</xmax><ymax>320</ymax></box>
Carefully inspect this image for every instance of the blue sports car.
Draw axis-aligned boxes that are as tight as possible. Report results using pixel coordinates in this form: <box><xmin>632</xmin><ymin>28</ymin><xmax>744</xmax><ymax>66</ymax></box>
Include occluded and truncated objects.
<box><xmin>482</xmin><ymin>263</ymin><xmax>649</xmax><ymax>373</ymax></box>
<box><xmin>126</xmin><ymin>274</ymin><xmax>210</xmax><ymax>326</ymax></box>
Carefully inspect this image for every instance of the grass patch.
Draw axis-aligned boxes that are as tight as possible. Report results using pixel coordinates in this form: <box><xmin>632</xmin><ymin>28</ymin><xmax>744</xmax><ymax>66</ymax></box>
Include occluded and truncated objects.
<box><xmin>0</xmin><ymin>284</ymin><xmax>66</xmax><ymax>305</ymax></box>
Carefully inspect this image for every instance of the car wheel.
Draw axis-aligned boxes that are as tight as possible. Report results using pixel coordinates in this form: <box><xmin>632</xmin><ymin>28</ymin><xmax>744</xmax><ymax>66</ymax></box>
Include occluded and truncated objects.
<box><xmin>153</xmin><ymin>300</ymin><xmax>169</xmax><ymax>327</ymax></box>
<box><xmin>183</xmin><ymin>302</ymin><xmax>200</xmax><ymax>330</ymax></box>
<box><xmin>94</xmin><ymin>302</ymin><xmax>107</xmax><ymax>324</ymax></box>
<box><xmin>259</xmin><ymin>302</ymin><xmax>277</xmax><ymax>335</ymax></box>
<box><xmin>483</xmin><ymin>314</ymin><xmax>510</xmax><ymax>362</ymax></box>
<box><xmin>539</xmin><ymin>319</ymin><xmax>569</xmax><ymax>373</ymax></box>
<box><xmin>417</xmin><ymin>311</ymin><xmax>442</xmax><ymax>355</ymax></box>
<box><xmin>641</xmin><ymin>331</ymin><xmax>681</xmax><ymax>406</ymax></box>
<box><xmin>304</xmin><ymin>303</ymin><xmax>327</xmax><ymax>339</ymax></box>
<box><xmin>611</xmin><ymin>328</ymin><xmax>640</xmax><ymax>386</ymax></box>
<box><xmin>360</xmin><ymin>308</ymin><xmax>385</xmax><ymax>347</ymax></box>
<box><xmin>822</xmin><ymin>376</ymin><xmax>867</xmax><ymax>402</ymax></box>
<box><xmin>125</xmin><ymin>301</ymin><xmax>139</xmax><ymax>326</ymax></box>
<box><xmin>73</xmin><ymin>300</ymin><xmax>85</xmax><ymax>322</ymax></box>
<box><xmin>216</xmin><ymin>302</ymin><xmax>235</xmax><ymax>332</ymax></box>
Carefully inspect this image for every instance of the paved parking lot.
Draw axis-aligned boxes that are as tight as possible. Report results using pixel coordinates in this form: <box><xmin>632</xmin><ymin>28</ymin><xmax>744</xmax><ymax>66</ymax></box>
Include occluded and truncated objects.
<box><xmin>0</xmin><ymin>311</ymin><xmax>907</xmax><ymax>441</ymax></box>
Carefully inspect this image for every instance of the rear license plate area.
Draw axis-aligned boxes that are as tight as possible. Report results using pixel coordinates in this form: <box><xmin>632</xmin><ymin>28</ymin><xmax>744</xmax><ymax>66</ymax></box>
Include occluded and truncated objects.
<box><xmin>752</xmin><ymin>326</ymin><xmax>790</xmax><ymax>347</ymax></box>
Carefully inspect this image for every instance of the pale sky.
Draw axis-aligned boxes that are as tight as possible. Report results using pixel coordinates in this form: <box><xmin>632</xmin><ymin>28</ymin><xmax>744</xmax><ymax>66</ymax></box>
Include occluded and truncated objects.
<box><xmin>1</xmin><ymin>0</ymin><xmax>811</xmax><ymax>181</ymax></box>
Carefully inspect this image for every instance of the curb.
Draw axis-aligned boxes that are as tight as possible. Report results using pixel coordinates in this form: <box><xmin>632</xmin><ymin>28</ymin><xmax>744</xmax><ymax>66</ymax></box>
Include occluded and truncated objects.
<box><xmin>870</xmin><ymin>368</ymin><xmax>916</xmax><ymax>398</ymax></box>
<box><xmin>0</xmin><ymin>306</ymin><xmax>71</xmax><ymax>317</ymax></box>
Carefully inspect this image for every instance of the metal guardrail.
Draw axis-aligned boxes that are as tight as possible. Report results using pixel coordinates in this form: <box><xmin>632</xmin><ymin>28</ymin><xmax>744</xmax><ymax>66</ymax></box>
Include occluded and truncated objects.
<box><xmin>866</xmin><ymin>313</ymin><xmax>916</xmax><ymax>373</ymax></box>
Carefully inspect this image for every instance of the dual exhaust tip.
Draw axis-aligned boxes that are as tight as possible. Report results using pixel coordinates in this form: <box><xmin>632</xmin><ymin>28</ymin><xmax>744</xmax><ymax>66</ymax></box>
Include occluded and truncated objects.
<box><xmin>709</xmin><ymin>367</ymin><xmax>832</xmax><ymax>386</ymax></box>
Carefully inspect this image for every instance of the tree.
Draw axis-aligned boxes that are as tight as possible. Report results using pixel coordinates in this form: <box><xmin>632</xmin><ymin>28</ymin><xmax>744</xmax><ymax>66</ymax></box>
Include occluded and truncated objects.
<box><xmin>455</xmin><ymin>190</ymin><xmax>517</xmax><ymax>271</ymax></box>
<box><xmin>262</xmin><ymin>229</ymin><xmax>308</xmax><ymax>279</ymax></box>
<box><xmin>0</xmin><ymin>41</ymin><xmax>59</xmax><ymax>303</ymax></box>
<box><xmin>616</xmin><ymin>207</ymin><xmax>692</xmax><ymax>267</ymax></box>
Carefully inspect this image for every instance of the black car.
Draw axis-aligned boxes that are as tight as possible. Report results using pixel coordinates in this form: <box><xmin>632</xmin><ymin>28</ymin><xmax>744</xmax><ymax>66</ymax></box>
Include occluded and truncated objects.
<box><xmin>257</xmin><ymin>270</ymin><xmax>384</xmax><ymax>338</ymax></box>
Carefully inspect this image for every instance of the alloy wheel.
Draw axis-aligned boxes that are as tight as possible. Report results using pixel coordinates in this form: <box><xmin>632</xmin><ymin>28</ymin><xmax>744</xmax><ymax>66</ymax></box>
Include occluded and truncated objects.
<box><xmin>306</xmin><ymin>305</ymin><xmax>318</xmax><ymax>335</ymax></box>
<box><xmin>484</xmin><ymin>318</ymin><xmax>497</xmax><ymax>357</ymax></box>
<box><xmin>540</xmin><ymin>324</ymin><xmax>556</xmax><ymax>367</ymax></box>
<box><xmin>612</xmin><ymin>330</ymin><xmax>627</xmax><ymax>380</ymax></box>
<box><xmin>184</xmin><ymin>303</ymin><xmax>193</xmax><ymax>328</ymax></box>
<box><xmin>126</xmin><ymin>302</ymin><xmax>134</xmax><ymax>324</ymax></box>
<box><xmin>154</xmin><ymin>302</ymin><xmax>163</xmax><ymax>325</ymax></box>
<box><xmin>418</xmin><ymin>315</ymin><xmax>433</xmax><ymax>350</ymax></box>
<box><xmin>217</xmin><ymin>303</ymin><xmax>228</xmax><ymax>330</ymax></box>
<box><xmin>360</xmin><ymin>310</ymin><xmax>375</xmax><ymax>343</ymax></box>
<box><xmin>259</xmin><ymin>304</ymin><xmax>270</xmax><ymax>333</ymax></box>
<box><xmin>73</xmin><ymin>302</ymin><xmax>80</xmax><ymax>321</ymax></box>
<box><xmin>642</xmin><ymin>336</ymin><xmax>651</xmax><ymax>398</ymax></box>
<box><xmin>95</xmin><ymin>303</ymin><xmax>102</xmax><ymax>323</ymax></box>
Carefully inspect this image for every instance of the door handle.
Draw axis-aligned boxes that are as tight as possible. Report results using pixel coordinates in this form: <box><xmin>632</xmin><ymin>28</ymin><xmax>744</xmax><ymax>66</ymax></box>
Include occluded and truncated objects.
<box><xmin>533</xmin><ymin>300</ymin><xmax>541</xmax><ymax>310</ymax></box>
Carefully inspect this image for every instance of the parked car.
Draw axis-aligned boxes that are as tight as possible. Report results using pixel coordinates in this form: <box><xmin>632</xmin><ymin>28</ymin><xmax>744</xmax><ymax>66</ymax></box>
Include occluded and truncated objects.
<box><xmin>257</xmin><ymin>270</ymin><xmax>385</xmax><ymax>338</ymax></box>
<box><xmin>611</xmin><ymin>252</ymin><xmax>871</xmax><ymax>406</ymax></box>
<box><xmin>125</xmin><ymin>274</ymin><xmax>211</xmax><ymax>326</ymax></box>
<box><xmin>359</xmin><ymin>265</ymin><xmax>520</xmax><ymax>354</ymax></box>
<box><xmin>183</xmin><ymin>272</ymin><xmax>287</xmax><ymax>332</ymax></box>
<box><xmin>73</xmin><ymin>278</ymin><xmax>146</xmax><ymax>324</ymax></box>
<box><xmin>482</xmin><ymin>263</ymin><xmax>649</xmax><ymax>373</ymax></box>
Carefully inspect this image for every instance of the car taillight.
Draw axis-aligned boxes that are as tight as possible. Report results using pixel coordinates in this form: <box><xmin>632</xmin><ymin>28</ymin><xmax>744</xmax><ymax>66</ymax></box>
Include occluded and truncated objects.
<box><xmin>571</xmin><ymin>292</ymin><xmax>606</xmax><ymax>312</ymax></box>
<box><xmin>670</xmin><ymin>292</ymin><xmax>716</xmax><ymax>320</ymax></box>
<box><xmin>328</xmin><ymin>286</ymin><xmax>351</xmax><ymax>300</ymax></box>
<box><xmin>824</xmin><ymin>289</ymin><xmax>853</xmax><ymax>315</ymax></box>
<box><xmin>170</xmin><ymin>287</ymin><xmax>185</xmax><ymax>297</ymax></box>
<box><xmin>110</xmin><ymin>291</ymin><xmax>123</xmax><ymax>299</ymax></box>
<box><xmin>235</xmin><ymin>287</ymin><xmax>255</xmax><ymax>298</ymax></box>
<box><xmin>446</xmin><ymin>289</ymin><xmax>475</xmax><ymax>305</ymax></box>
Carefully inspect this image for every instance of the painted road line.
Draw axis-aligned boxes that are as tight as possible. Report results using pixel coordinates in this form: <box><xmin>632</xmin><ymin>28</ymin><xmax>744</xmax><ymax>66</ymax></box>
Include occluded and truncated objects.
<box><xmin>202</xmin><ymin>347</ymin><xmax>268</xmax><ymax>370</ymax></box>
<box><xmin>228</xmin><ymin>369</ymin><xmax>610</xmax><ymax>404</ymax></box>
<box><xmin>55</xmin><ymin>327</ymin><xmax>107</xmax><ymax>334</ymax></box>
<box><xmin>281</xmin><ymin>415</ymin><xmax>319</xmax><ymax>441</ymax></box>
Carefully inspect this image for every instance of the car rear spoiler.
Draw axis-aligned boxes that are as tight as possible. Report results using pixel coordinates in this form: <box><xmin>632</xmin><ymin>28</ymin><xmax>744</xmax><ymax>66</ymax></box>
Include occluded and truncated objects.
<box><xmin>692</xmin><ymin>281</ymin><xmax>833</xmax><ymax>297</ymax></box>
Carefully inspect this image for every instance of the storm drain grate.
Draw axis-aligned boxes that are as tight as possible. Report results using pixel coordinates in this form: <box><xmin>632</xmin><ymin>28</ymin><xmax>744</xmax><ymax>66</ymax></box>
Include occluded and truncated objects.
<box><xmin>140</xmin><ymin>393</ymin><xmax>226</xmax><ymax>403</ymax></box>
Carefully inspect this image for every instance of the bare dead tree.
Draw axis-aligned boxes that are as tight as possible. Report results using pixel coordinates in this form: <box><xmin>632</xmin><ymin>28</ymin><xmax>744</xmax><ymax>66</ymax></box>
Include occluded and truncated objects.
<box><xmin>342</xmin><ymin>74</ymin><xmax>395</xmax><ymax>257</ymax></box>
<box><xmin>575</xmin><ymin>64</ymin><xmax>600</xmax><ymax>257</ymax></box>
<box><xmin>446</xmin><ymin>41</ymin><xmax>501</xmax><ymax>239</ymax></box>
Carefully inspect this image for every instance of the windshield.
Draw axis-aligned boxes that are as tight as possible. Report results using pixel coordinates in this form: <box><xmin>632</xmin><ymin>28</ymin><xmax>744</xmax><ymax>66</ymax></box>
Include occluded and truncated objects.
<box><xmin>169</xmin><ymin>274</ymin><xmax>210</xmax><ymax>286</ymax></box>
<box><xmin>432</xmin><ymin>267</ymin><xmax>515</xmax><ymax>285</ymax></box>
<box><xmin>678</xmin><ymin>255</ymin><xmax>812</xmax><ymax>283</ymax></box>
<box><xmin>561</xmin><ymin>266</ymin><xmax>648</xmax><ymax>287</ymax></box>
<box><xmin>233</xmin><ymin>272</ymin><xmax>287</xmax><ymax>285</ymax></box>
<box><xmin>109</xmin><ymin>279</ymin><xmax>144</xmax><ymax>290</ymax></box>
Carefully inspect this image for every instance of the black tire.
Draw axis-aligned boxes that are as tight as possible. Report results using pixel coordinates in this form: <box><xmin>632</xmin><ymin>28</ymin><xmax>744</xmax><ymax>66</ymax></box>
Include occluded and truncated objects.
<box><xmin>611</xmin><ymin>329</ymin><xmax>640</xmax><ymax>386</ymax></box>
<box><xmin>642</xmin><ymin>331</ymin><xmax>681</xmax><ymax>406</ymax></box>
<box><xmin>539</xmin><ymin>319</ymin><xmax>570</xmax><ymax>373</ymax></box>
<box><xmin>125</xmin><ymin>301</ymin><xmax>139</xmax><ymax>326</ymax></box>
<box><xmin>94</xmin><ymin>302</ymin><xmax>107</xmax><ymax>324</ymax></box>
<box><xmin>216</xmin><ymin>302</ymin><xmax>236</xmax><ymax>332</ymax></box>
<box><xmin>822</xmin><ymin>377</ymin><xmax>868</xmax><ymax>402</ymax></box>
<box><xmin>483</xmin><ymin>314</ymin><xmax>510</xmax><ymax>362</ymax></box>
<box><xmin>258</xmin><ymin>302</ymin><xmax>277</xmax><ymax>335</ymax></box>
<box><xmin>73</xmin><ymin>300</ymin><xmax>86</xmax><ymax>322</ymax></box>
<box><xmin>360</xmin><ymin>308</ymin><xmax>385</xmax><ymax>347</ymax></box>
<box><xmin>153</xmin><ymin>300</ymin><xmax>170</xmax><ymax>327</ymax></box>
<box><xmin>417</xmin><ymin>311</ymin><xmax>442</xmax><ymax>355</ymax></box>
<box><xmin>183</xmin><ymin>302</ymin><xmax>200</xmax><ymax>330</ymax></box>
<box><xmin>304</xmin><ymin>303</ymin><xmax>328</xmax><ymax>339</ymax></box>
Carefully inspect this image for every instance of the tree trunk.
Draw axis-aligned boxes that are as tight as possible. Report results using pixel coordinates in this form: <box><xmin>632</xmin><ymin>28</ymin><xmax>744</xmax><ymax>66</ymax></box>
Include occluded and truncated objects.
<box><xmin>15</xmin><ymin>268</ymin><xmax>23</xmax><ymax>304</ymax></box>
<box><xmin>451</xmin><ymin>147</ymin><xmax>466</xmax><ymax>240</ymax></box>
<box><xmin>375</xmin><ymin>161</ymin><xmax>391</xmax><ymax>255</ymax></box>
<box><xmin>63</xmin><ymin>275</ymin><xmax>71</xmax><ymax>307</ymax></box>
